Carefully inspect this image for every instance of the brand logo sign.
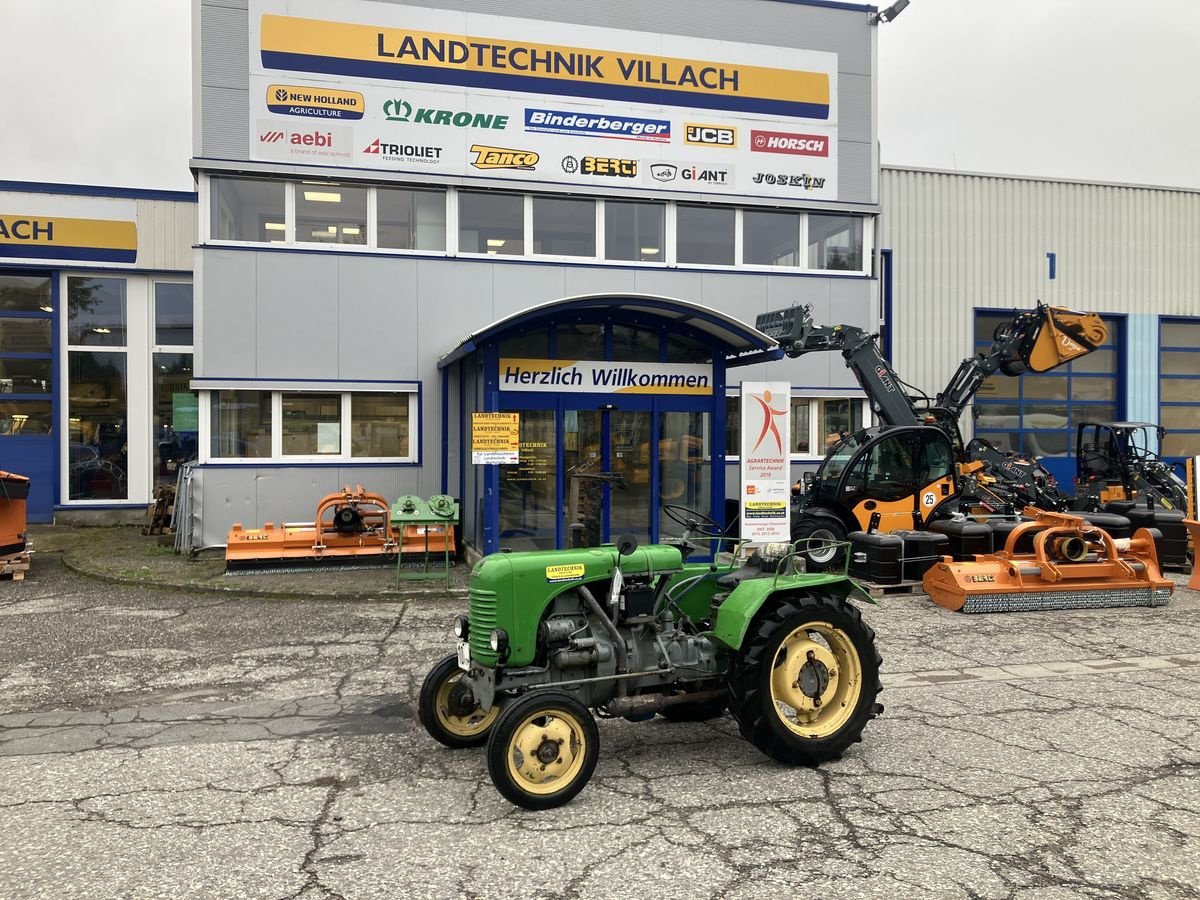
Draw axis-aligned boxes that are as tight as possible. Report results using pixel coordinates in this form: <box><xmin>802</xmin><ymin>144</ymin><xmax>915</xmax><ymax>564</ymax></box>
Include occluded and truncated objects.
<box><xmin>0</xmin><ymin>215</ymin><xmax>137</xmax><ymax>264</ymax></box>
<box><xmin>525</xmin><ymin>108</ymin><xmax>671</xmax><ymax>143</ymax></box>
<box><xmin>383</xmin><ymin>98</ymin><xmax>508</xmax><ymax>129</ymax></box>
<box><xmin>470</xmin><ymin>144</ymin><xmax>539</xmax><ymax>170</ymax></box>
<box><xmin>499</xmin><ymin>358</ymin><xmax>712</xmax><ymax>395</ymax></box>
<box><xmin>267</xmin><ymin>84</ymin><xmax>364</xmax><ymax>120</ymax></box>
<box><xmin>752</xmin><ymin>172</ymin><xmax>827</xmax><ymax>190</ymax></box>
<box><xmin>562</xmin><ymin>156</ymin><xmax>637</xmax><ymax>177</ymax></box>
<box><xmin>750</xmin><ymin>129</ymin><xmax>829</xmax><ymax>157</ymax></box>
<box><xmin>260</xmin><ymin>130</ymin><xmax>285</xmax><ymax>143</ymax></box>
<box><xmin>362</xmin><ymin>138</ymin><xmax>443</xmax><ymax>164</ymax></box>
<box><xmin>649</xmin><ymin>162</ymin><xmax>732</xmax><ymax>185</ymax></box>
<box><xmin>256</xmin><ymin>124</ymin><xmax>353</xmax><ymax>160</ymax></box>
<box><xmin>684</xmin><ymin>123</ymin><xmax>736</xmax><ymax>147</ymax></box>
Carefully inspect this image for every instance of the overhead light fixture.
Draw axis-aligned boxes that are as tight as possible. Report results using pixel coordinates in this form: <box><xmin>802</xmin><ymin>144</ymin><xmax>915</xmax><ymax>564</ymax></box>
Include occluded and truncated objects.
<box><xmin>342</xmin><ymin>226</ymin><xmax>360</xmax><ymax>235</ymax></box>
<box><xmin>40</xmin><ymin>305</ymin><xmax>54</xmax><ymax>312</ymax></box>
<box><xmin>264</xmin><ymin>222</ymin><xmax>285</xmax><ymax>231</ymax></box>
<box><xmin>487</xmin><ymin>250</ymin><xmax>498</xmax><ymax>255</ymax></box>
<box><xmin>874</xmin><ymin>0</ymin><xmax>909</xmax><ymax>23</ymax></box>
<box><xmin>327</xmin><ymin>225</ymin><xmax>338</xmax><ymax>234</ymax></box>
<box><xmin>640</xmin><ymin>247</ymin><xmax>660</xmax><ymax>255</ymax></box>
<box><xmin>93</xmin><ymin>327</ymin><xmax>111</xmax><ymax>334</ymax></box>
<box><xmin>486</xmin><ymin>238</ymin><xmax>506</xmax><ymax>248</ymax></box>
<box><xmin>304</xmin><ymin>191</ymin><xmax>342</xmax><ymax>203</ymax></box>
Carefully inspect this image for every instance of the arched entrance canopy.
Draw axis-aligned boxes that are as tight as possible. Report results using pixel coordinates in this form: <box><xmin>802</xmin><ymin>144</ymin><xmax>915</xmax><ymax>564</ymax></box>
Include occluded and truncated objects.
<box><xmin>438</xmin><ymin>293</ymin><xmax>781</xmax><ymax>369</ymax></box>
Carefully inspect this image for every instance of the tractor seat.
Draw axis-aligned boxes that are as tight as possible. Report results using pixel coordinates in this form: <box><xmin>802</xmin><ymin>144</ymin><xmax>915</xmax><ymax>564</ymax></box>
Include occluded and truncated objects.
<box><xmin>715</xmin><ymin>563</ymin><xmax>761</xmax><ymax>590</ymax></box>
<box><xmin>715</xmin><ymin>542</ymin><xmax>795</xmax><ymax>589</ymax></box>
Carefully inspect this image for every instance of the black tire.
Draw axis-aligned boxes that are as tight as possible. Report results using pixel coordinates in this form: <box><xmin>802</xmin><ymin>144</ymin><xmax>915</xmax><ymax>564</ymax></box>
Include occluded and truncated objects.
<box><xmin>727</xmin><ymin>593</ymin><xmax>883</xmax><ymax>767</ymax></box>
<box><xmin>792</xmin><ymin>517</ymin><xmax>847</xmax><ymax>572</ymax></box>
<box><xmin>418</xmin><ymin>655</ymin><xmax>499</xmax><ymax>749</ymax></box>
<box><xmin>486</xmin><ymin>691</ymin><xmax>599</xmax><ymax>810</ymax></box>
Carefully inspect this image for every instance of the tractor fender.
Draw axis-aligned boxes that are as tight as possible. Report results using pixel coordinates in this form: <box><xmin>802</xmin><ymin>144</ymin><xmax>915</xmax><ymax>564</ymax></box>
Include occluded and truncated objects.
<box><xmin>710</xmin><ymin>576</ymin><xmax>874</xmax><ymax>652</ymax></box>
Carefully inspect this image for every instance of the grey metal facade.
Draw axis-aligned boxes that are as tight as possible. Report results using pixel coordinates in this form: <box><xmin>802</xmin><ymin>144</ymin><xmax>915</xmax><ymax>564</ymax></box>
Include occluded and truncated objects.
<box><xmin>191</xmin><ymin>0</ymin><xmax>881</xmax><ymax>548</ymax></box>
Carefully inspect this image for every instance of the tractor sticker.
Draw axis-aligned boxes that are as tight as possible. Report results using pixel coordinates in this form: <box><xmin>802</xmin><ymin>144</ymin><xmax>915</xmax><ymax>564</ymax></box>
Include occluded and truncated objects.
<box><xmin>546</xmin><ymin>563</ymin><xmax>586</xmax><ymax>583</ymax></box>
<box><xmin>922</xmin><ymin>491</ymin><xmax>936</xmax><ymax>507</ymax></box>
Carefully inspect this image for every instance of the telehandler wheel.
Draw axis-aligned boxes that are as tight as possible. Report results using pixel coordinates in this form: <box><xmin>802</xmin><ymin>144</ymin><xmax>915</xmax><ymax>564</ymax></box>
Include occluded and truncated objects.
<box><xmin>486</xmin><ymin>691</ymin><xmax>599</xmax><ymax>810</ymax></box>
<box><xmin>418</xmin><ymin>655</ymin><xmax>500</xmax><ymax>749</ymax></box>
<box><xmin>791</xmin><ymin>518</ymin><xmax>846</xmax><ymax>572</ymax></box>
<box><xmin>727</xmin><ymin>593</ymin><xmax>882</xmax><ymax>767</ymax></box>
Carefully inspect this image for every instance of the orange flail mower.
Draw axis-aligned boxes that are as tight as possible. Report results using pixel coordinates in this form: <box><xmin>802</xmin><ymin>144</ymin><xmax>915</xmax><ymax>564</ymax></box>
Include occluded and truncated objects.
<box><xmin>923</xmin><ymin>507</ymin><xmax>1174</xmax><ymax>613</ymax></box>
<box><xmin>0</xmin><ymin>471</ymin><xmax>30</xmax><ymax>558</ymax></box>
<box><xmin>1185</xmin><ymin>519</ymin><xmax>1200</xmax><ymax>590</ymax></box>
<box><xmin>225</xmin><ymin>484</ymin><xmax>398</xmax><ymax>570</ymax></box>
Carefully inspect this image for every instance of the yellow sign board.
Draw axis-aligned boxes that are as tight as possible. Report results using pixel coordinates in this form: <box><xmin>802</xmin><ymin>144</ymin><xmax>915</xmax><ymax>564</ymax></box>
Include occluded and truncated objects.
<box><xmin>472</xmin><ymin>412</ymin><xmax>520</xmax><ymax>464</ymax></box>
<box><xmin>545</xmin><ymin>563</ymin><xmax>585</xmax><ymax>583</ymax></box>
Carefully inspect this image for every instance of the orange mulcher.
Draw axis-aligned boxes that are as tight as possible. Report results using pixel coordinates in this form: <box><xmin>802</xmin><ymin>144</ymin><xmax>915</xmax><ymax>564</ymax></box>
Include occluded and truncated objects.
<box><xmin>924</xmin><ymin>507</ymin><xmax>1174</xmax><ymax>613</ymax></box>
<box><xmin>0</xmin><ymin>471</ymin><xmax>30</xmax><ymax>558</ymax></box>
<box><xmin>1185</xmin><ymin>520</ymin><xmax>1200</xmax><ymax>590</ymax></box>
<box><xmin>225</xmin><ymin>484</ymin><xmax>398</xmax><ymax>570</ymax></box>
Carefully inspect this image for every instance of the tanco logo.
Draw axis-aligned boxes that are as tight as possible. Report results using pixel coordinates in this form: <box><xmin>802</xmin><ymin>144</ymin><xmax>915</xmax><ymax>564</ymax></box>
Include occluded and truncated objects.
<box><xmin>470</xmin><ymin>145</ymin><xmax>539</xmax><ymax>170</ymax></box>
<box><xmin>384</xmin><ymin>98</ymin><xmax>508</xmax><ymax>130</ymax></box>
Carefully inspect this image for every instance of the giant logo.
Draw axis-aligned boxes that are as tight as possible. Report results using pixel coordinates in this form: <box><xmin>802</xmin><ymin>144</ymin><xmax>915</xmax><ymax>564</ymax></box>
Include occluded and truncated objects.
<box><xmin>267</xmin><ymin>84</ymin><xmax>364</xmax><ymax>120</ymax></box>
<box><xmin>384</xmin><ymin>98</ymin><xmax>508</xmax><ymax>130</ymax></box>
<box><xmin>525</xmin><ymin>109</ymin><xmax>670</xmax><ymax>143</ymax></box>
<box><xmin>470</xmin><ymin>145</ymin><xmax>539</xmax><ymax>170</ymax></box>
<box><xmin>750</xmin><ymin>129</ymin><xmax>829</xmax><ymax>157</ymax></box>
<box><xmin>650</xmin><ymin>163</ymin><xmax>732</xmax><ymax>185</ymax></box>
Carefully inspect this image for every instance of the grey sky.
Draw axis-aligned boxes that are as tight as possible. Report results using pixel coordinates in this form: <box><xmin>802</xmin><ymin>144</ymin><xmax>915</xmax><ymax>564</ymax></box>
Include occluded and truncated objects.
<box><xmin>1</xmin><ymin>0</ymin><xmax>1197</xmax><ymax>192</ymax></box>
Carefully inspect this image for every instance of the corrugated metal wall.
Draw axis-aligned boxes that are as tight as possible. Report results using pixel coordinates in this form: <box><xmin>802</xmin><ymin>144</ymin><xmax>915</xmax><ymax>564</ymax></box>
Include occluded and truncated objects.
<box><xmin>879</xmin><ymin>166</ymin><xmax>1200</xmax><ymax>398</ymax></box>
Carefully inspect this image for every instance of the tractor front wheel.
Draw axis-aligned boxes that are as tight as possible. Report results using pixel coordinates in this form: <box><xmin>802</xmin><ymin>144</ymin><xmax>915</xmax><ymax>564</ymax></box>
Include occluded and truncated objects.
<box><xmin>727</xmin><ymin>594</ymin><xmax>882</xmax><ymax>766</ymax></box>
<box><xmin>418</xmin><ymin>655</ymin><xmax>499</xmax><ymax>749</ymax></box>
<box><xmin>486</xmin><ymin>691</ymin><xmax>599</xmax><ymax>810</ymax></box>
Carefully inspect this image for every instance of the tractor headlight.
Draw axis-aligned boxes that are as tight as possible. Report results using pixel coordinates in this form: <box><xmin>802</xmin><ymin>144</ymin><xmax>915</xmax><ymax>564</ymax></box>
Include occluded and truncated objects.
<box><xmin>453</xmin><ymin>615</ymin><xmax>469</xmax><ymax>639</ymax></box>
<box><xmin>489</xmin><ymin>628</ymin><xmax>509</xmax><ymax>653</ymax></box>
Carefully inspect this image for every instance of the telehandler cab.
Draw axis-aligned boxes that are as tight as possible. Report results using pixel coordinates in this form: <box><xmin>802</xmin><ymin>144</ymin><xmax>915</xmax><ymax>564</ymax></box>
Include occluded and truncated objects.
<box><xmin>419</xmin><ymin>505</ymin><xmax>883</xmax><ymax>810</ymax></box>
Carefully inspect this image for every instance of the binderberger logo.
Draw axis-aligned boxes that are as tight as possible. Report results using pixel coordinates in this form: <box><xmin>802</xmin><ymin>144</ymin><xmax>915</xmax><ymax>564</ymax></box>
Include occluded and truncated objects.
<box><xmin>470</xmin><ymin>144</ymin><xmax>539</xmax><ymax>170</ymax></box>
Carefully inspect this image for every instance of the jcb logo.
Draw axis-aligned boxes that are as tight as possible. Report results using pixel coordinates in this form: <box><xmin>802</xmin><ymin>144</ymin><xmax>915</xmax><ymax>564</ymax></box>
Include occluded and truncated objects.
<box><xmin>470</xmin><ymin>144</ymin><xmax>539</xmax><ymax>170</ymax></box>
<box><xmin>684</xmin><ymin>124</ymin><xmax>737</xmax><ymax>148</ymax></box>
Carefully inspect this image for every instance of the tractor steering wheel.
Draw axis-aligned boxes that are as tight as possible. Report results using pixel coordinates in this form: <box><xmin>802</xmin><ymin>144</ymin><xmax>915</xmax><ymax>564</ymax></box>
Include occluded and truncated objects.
<box><xmin>661</xmin><ymin>504</ymin><xmax>725</xmax><ymax>537</ymax></box>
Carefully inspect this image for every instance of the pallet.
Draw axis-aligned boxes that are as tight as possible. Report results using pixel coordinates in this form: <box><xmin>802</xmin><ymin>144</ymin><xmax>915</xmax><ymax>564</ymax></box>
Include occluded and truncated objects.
<box><xmin>860</xmin><ymin>579</ymin><xmax>926</xmax><ymax>598</ymax></box>
<box><xmin>0</xmin><ymin>551</ymin><xmax>31</xmax><ymax>581</ymax></box>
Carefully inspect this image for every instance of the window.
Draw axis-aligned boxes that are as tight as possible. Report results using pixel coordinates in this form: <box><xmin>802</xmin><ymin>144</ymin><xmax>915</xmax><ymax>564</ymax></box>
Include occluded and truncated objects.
<box><xmin>809</xmin><ymin>214</ymin><xmax>863</xmax><ymax>271</ymax></box>
<box><xmin>790</xmin><ymin>398</ymin><xmax>811</xmax><ymax>453</ymax></box>
<box><xmin>0</xmin><ymin>273</ymin><xmax>52</xmax><ymax>437</ymax></box>
<box><xmin>459</xmin><ymin>191</ymin><xmax>523</xmax><ymax>255</ymax></box>
<box><xmin>207</xmin><ymin>389</ymin><xmax>417</xmax><ymax>461</ymax></box>
<box><xmin>0</xmin><ymin>274</ymin><xmax>51</xmax><ymax>312</ymax></box>
<box><xmin>604</xmin><ymin>200</ymin><xmax>665</xmax><ymax>262</ymax></box>
<box><xmin>296</xmin><ymin>183</ymin><xmax>367</xmax><ymax>245</ymax></box>
<box><xmin>1160</xmin><ymin>318</ymin><xmax>1200</xmax><ymax>457</ymax></box>
<box><xmin>677</xmin><ymin>204</ymin><xmax>735</xmax><ymax>265</ymax></box>
<box><xmin>532</xmin><ymin>196</ymin><xmax>595</xmax><ymax>257</ymax></box>
<box><xmin>154</xmin><ymin>283</ymin><xmax>193</xmax><ymax>346</ymax></box>
<box><xmin>726</xmin><ymin>393</ymin><xmax>864</xmax><ymax>457</ymax></box>
<box><xmin>153</xmin><ymin>283</ymin><xmax>196</xmax><ymax>485</ymax></box>
<box><xmin>211</xmin><ymin>177</ymin><xmax>285</xmax><ymax>242</ymax></box>
<box><xmin>378</xmin><ymin>187</ymin><xmax>445</xmax><ymax>251</ymax></box>
<box><xmin>973</xmin><ymin>311</ymin><xmax>1122</xmax><ymax>459</ymax></box>
<box><xmin>744</xmin><ymin>210</ymin><xmax>800</xmax><ymax>266</ymax></box>
<box><xmin>817</xmin><ymin>398</ymin><xmax>864</xmax><ymax>450</ymax></box>
<box><xmin>68</xmin><ymin>276</ymin><xmax>126</xmax><ymax>346</ymax></box>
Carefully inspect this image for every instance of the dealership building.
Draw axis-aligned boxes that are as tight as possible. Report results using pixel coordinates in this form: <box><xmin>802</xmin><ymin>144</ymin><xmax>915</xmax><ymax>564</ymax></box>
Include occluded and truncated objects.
<box><xmin>1</xmin><ymin>0</ymin><xmax>1197</xmax><ymax>550</ymax></box>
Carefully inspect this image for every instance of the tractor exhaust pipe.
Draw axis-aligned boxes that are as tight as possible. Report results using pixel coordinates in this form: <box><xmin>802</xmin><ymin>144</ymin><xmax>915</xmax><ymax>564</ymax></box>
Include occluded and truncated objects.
<box><xmin>578</xmin><ymin>584</ymin><xmax>629</xmax><ymax>698</ymax></box>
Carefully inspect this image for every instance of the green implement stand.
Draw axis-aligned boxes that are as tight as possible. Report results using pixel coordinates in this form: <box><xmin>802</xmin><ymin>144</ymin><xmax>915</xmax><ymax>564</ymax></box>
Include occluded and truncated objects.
<box><xmin>391</xmin><ymin>494</ymin><xmax>459</xmax><ymax>585</ymax></box>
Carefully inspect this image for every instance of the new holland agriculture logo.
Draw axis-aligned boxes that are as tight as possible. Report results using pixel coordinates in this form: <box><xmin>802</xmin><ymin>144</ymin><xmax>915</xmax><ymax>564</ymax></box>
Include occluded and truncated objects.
<box><xmin>470</xmin><ymin>144</ymin><xmax>539</xmax><ymax>170</ymax></box>
<box><xmin>267</xmin><ymin>84</ymin><xmax>364</xmax><ymax>120</ymax></box>
<box><xmin>383</xmin><ymin>98</ymin><xmax>509</xmax><ymax>130</ymax></box>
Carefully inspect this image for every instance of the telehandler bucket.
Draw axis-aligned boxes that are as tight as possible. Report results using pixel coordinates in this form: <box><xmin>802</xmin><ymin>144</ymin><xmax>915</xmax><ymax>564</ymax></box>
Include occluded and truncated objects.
<box><xmin>224</xmin><ymin>484</ymin><xmax>398</xmax><ymax>571</ymax></box>
<box><xmin>923</xmin><ymin>508</ymin><xmax>1173</xmax><ymax>613</ymax></box>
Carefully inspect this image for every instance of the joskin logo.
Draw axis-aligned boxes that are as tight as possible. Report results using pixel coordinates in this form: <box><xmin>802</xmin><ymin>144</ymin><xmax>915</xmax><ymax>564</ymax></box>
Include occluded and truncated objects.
<box><xmin>684</xmin><ymin>123</ymin><xmax>737</xmax><ymax>148</ymax></box>
<box><xmin>752</xmin><ymin>172</ymin><xmax>827</xmax><ymax>190</ymax></box>
<box><xmin>267</xmin><ymin>84</ymin><xmax>364</xmax><ymax>120</ymax></box>
<box><xmin>525</xmin><ymin>109</ymin><xmax>670</xmax><ymax>143</ymax></box>
<box><xmin>750</xmin><ymin>129</ymin><xmax>829</xmax><ymax>157</ymax></box>
<box><xmin>384</xmin><ymin>98</ymin><xmax>509</xmax><ymax>130</ymax></box>
<box><xmin>470</xmin><ymin>144</ymin><xmax>539</xmax><ymax>170</ymax></box>
<box><xmin>561</xmin><ymin>156</ymin><xmax>637</xmax><ymax>177</ymax></box>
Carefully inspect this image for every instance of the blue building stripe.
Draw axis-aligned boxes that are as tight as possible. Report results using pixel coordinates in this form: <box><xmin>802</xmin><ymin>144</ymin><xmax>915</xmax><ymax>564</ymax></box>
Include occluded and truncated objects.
<box><xmin>260</xmin><ymin>51</ymin><xmax>831</xmax><ymax>120</ymax></box>
<box><xmin>0</xmin><ymin>245</ymin><xmax>136</xmax><ymax>263</ymax></box>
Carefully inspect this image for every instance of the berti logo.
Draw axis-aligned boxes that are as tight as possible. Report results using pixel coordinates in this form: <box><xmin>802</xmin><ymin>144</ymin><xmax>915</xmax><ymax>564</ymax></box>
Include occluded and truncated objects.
<box><xmin>470</xmin><ymin>144</ymin><xmax>539</xmax><ymax>170</ymax></box>
<box><xmin>260</xmin><ymin>130</ymin><xmax>285</xmax><ymax>143</ymax></box>
<box><xmin>384</xmin><ymin>98</ymin><xmax>509</xmax><ymax>130</ymax></box>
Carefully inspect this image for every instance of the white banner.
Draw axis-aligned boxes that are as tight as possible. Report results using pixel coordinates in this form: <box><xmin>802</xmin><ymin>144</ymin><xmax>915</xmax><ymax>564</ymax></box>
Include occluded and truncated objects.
<box><xmin>247</xmin><ymin>0</ymin><xmax>838</xmax><ymax>201</ymax></box>
<box><xmin>740</xmin><ymin>382</ymin><xmax>791</xmax><ymax>543</ymax></box>
<box><xmin>499</xmin><ymin>358</ymin><xmax>712</xmax><ymax>395</ymax></box>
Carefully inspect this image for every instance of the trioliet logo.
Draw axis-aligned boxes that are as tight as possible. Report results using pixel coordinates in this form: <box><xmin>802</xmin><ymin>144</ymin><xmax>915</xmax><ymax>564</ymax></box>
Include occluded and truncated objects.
<box><xmin>362</xmin><ymin>139</ymin><xmax>443</xmax><ymax>162</ymax></box>
<box><xmin>470</xmin><ymin>145</ymin><xmax>539</xmax><ymax>170</ymax></box>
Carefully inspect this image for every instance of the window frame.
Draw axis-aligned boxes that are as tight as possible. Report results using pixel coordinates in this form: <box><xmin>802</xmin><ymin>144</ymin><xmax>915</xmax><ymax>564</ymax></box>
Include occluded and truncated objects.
<box><xmin>725</xmin><ymin>391</ymin><xmax>869</xmax><ymax>461</ymax></box>
<box><xmin>1159</xmin><ymin>316</ymin><xmax>1200</xmax><ymax>459</ymax></box>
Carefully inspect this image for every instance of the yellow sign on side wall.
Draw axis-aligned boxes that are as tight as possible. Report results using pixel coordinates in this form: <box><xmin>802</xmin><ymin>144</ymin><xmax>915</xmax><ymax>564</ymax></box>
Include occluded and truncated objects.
<box><xmin>0</xmin><ymin>215</ymin><xmax>137</xmax><ymax>264</ymax></box>
<box><xmin>472</xmin><ymin>412</ymin><xmax>520</xmax><ymax>465</ymax></box>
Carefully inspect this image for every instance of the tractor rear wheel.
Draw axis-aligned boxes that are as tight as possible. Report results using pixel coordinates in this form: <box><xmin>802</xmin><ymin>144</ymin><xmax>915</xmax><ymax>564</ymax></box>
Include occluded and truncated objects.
<box><xmin>727</xmin><ymin>593</ymin><xmax>882</xmax><ymax>766</ymax></box>
<box><xmin>486</xmin><ymin>691</ymin><xmax>599</xmax><ymax>810</ymax></box>
<box><xmin>791</xmin><ymin>517</ymin><xmax>847</xmax><ymax>572</ymax></box>
<box><xmin>418</xmin><ymin>655</ymin><xmax>499</xmax><ymax>749</ymax></box>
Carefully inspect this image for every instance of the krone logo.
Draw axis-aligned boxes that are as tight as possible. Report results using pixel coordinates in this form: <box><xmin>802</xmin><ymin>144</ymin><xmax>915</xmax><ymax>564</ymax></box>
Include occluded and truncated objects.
<box><xmin>470</xmin><ymin>144</ymin><xmax>539</xmax><ymax>170</ymax></box>
<box><xmin>383</xmin><ymin>98</ymin><xmax>413</xmax><ymax>121</ymax></box>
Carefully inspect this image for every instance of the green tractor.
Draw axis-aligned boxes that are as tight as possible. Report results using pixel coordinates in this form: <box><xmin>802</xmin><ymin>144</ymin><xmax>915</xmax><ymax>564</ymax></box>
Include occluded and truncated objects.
<box><xmin>418</xmin><ymin>505</ymin><xmax>884</xmax><ymax>809</ymax></box>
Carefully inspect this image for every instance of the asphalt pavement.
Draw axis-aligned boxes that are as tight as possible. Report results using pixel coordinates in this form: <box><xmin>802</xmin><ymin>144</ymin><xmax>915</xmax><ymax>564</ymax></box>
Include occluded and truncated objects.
<box><xmin>1</xmin><ymin>531</ymin><xmax>1199</xmax><ymax>899</ymax></box>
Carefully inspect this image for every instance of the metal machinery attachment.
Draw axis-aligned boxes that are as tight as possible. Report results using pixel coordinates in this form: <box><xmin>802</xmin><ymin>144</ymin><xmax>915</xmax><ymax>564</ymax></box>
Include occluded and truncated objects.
<box><xmin>224</xmin><ymin>484</ymin><xmax>398</xmax><ymax>570</ymax></box>
<box><xmin>1074</xmin><ymin>421</ymin><xmax>1189</xmax><ymax>511</ymax></box>
<box><xmin>0</xmin><ymin>470</ymin><xmax>30</xmax><ymax>558</ymax></box>
<box><xmin>923</xmin><ymin>507</ymin><xmax>1174</xmax><ymax>613</ymax></box>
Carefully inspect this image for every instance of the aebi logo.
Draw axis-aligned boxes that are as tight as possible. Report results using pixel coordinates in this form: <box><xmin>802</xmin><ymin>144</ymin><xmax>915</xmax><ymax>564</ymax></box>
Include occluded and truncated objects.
<box><xmin>260</xmin><ymin>130</ymin><xmax>284</xmax><ymax>143</ymax></box>
<box><xmin>258</xmin><ymin>129</ymin><xmax>334</xmax><ymax>147</ymax></box>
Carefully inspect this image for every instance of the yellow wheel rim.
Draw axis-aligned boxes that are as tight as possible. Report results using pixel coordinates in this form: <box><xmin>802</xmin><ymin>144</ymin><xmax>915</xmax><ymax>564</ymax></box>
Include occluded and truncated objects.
<box><xmin>768</xmin><ymin>619</ymin><xmax>863</xmax><ymax>738</ymax></box>
<box><xmin>505</xmin><ymin>708</ymin><xmax>589</xmax><ymax>796</ymax></box>
<box><xmin>434</xmin><ymin>671</ymin><xmax>498</xmax><ymax>738</ymax></box>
